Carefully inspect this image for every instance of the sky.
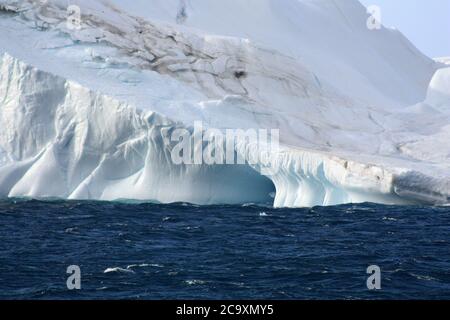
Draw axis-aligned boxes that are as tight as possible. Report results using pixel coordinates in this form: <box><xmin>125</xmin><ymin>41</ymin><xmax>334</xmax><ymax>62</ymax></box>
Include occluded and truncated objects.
<box><xmin>359</xmin><ymin>0</ymin><xmax>450</xmax><ymax>58</ymax></box>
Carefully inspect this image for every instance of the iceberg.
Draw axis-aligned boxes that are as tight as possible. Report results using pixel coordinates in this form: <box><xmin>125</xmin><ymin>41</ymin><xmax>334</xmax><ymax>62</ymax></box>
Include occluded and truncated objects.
<box><xmin>0</xmin><ymin>0</ymin><xmax>449</xmax><ymax>207</ymax></box>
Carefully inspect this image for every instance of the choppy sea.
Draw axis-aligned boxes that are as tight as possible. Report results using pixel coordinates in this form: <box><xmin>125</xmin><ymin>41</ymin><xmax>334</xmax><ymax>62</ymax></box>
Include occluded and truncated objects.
<box><xmin>0</xmin><ymin>200</ymin><xmax>449</xmax><ymax>299</ymax></box>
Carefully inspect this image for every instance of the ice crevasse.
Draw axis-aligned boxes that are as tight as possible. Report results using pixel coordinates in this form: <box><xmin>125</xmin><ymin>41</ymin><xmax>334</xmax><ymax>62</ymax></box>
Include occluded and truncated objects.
<box><xmin>0</xmin><ymin>0</ymin><xmax>450</xmax><ymax>207</ymax></box>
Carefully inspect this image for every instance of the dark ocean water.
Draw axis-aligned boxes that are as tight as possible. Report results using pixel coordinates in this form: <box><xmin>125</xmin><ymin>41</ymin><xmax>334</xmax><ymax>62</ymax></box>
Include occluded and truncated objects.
<box><xmin>0</xmin><ymin>199</ymin><xmax>449</xmax><ymax>300</ymax></box>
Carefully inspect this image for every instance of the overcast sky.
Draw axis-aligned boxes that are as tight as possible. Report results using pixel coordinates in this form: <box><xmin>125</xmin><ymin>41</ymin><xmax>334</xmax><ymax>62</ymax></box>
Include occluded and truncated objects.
<box><xmin>359</xmin><ymin>0</ymin><xmax>450</xmax><ymax>58</ymax></box>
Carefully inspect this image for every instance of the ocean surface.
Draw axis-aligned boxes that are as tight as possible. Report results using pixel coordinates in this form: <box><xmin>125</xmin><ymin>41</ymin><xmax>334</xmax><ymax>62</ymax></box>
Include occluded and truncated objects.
<box><xmin>0</xmin><ymin>199</ymin><xmax>449</xmax><ymax>300</ymax></box>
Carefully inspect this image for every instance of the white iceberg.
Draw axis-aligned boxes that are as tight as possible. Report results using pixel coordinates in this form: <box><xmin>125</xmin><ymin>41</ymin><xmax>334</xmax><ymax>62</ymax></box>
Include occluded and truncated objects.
<box><xmin>0</xmin><ymin>0</ymin><xmax>449</xmax><ymax>207</ymax></box>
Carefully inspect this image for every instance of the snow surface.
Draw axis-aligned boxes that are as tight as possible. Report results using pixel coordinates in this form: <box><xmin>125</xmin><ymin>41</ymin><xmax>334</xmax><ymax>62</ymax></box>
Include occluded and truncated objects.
<box><xmin>0</xmin><ymin>0</ymin><xmax>449</xmax><ymax>207</ymax></box>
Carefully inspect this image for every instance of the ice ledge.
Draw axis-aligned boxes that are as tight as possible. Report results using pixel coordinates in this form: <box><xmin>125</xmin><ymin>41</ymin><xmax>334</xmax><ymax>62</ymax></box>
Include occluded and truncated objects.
<box><xmin>240</xmin><ymin>140</ymin><xmax>450</xmax><ymax>207</ymax></box>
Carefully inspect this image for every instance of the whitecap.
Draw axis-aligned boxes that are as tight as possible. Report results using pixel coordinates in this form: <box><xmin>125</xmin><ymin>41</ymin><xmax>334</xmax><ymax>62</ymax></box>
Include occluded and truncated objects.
<box><xmin>64</xmin><ymin>227</ymin><xmax>79</xmax><ymax>234</ymax></box>
<box><xmin>184</xmin><ymin>279</ymin><xmax>206</xmax><ymax>285</ymax></box>
<box><xmin>410</xmin><ymin>273</ymin><xmax>437</xmax><ymax>281</ymax></box>
<box><xmin>126</xmin><ymin>263</ymin><xmax>163</xmax><ymax>270</ymax></box>
<box><xmin>104</xmin><ymin>267</ymin><xmax>135</xmax><ymax>274</ymax></box>
<box><xmin>242</xmin><ymin>203</ymin><xmax>256</xmax><ymax>207</ymax></box>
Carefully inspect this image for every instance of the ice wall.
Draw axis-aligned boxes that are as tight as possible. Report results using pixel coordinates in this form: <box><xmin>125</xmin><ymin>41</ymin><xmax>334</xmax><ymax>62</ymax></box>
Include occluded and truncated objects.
<box><xmin>1</xmin><ymin>0</ymin><xmax>450</xmax><ymax>207</ymax></box>
<box><xmin>0</xmin><ymin>53</ymin><xmax>275</xmax><ymax>204</ymax></box>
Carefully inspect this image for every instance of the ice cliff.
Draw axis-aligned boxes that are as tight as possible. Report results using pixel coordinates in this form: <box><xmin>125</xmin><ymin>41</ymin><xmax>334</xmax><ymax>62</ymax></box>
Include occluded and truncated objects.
<box><xmin>0</xmin><ymin>0</ymin><xmax>449</xmax><ymax>207</ymax></box>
